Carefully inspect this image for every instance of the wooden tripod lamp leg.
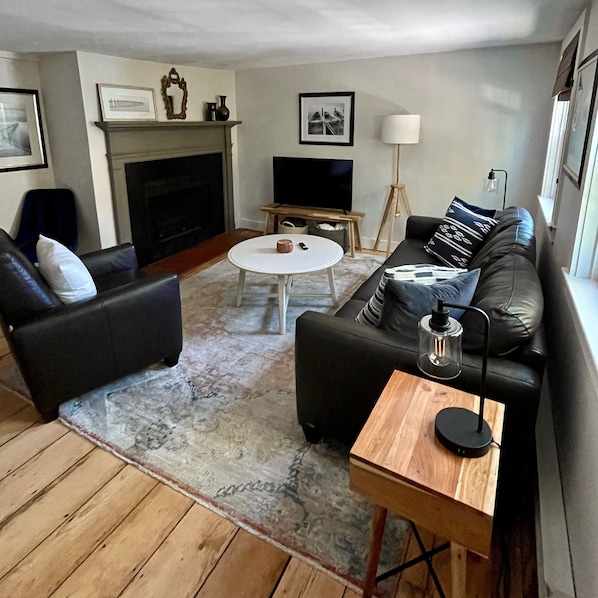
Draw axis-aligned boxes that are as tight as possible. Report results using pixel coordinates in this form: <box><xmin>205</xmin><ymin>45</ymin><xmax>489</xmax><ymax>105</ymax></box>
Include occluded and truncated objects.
<box><xmin>399</xmin><ymin>184</ymin><xmax>412</xmax><ymax>217</ymax></box>
<box><xmin>374</xmin><ymin>186</ymin><xmax>399</xmax><ymax>257</ymax></box>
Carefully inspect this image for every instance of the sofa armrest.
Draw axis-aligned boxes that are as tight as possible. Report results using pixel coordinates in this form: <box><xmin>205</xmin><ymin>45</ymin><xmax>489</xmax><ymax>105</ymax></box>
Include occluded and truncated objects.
<box><xmin>10</xmin><ymin>272</ymin><xmax>182</xmax><ymax>415</ymax></box>
<box><xmin>80</xmin><ymin>244</ymin><xmax>138</xmax><ymax>279</ymax></box>
<box><xmin>405</xmin><ymin>216</ymin><xmax>442</xmax><ymax>241</ymax></box>
<box><xmin>295</xmin><ymin>310</ymin><xmax>542</xmax><ymax>448</ymax></box>
<box><xmin>99</xmin><ymin>272</ymin><xmax>182</xmax><ymax>374</ymax></box>
<box><xmin>296</xmin><ymin>310</ymin><xmax>420</xmax><ymax>444</ymax></box>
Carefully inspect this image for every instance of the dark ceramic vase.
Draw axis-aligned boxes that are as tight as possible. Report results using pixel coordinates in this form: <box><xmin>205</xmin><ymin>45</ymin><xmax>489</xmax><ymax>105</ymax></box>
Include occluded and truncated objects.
<box><xmin>216</xmin><ymin>95</ymin><xmax>230</xmax><ymax>121</ymax></box>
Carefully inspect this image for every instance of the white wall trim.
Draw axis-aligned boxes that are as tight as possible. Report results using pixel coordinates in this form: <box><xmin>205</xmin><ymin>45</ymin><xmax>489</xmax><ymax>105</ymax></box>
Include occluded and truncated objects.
<box><xmin>535</xmin><ymin>381</ymin><xmax>576</xmax><ymax>598</ymax></box>
<box><xmin>561</xmin><ymin>271</ymin><xmax>598</xmax><ymax>392</ymax></box>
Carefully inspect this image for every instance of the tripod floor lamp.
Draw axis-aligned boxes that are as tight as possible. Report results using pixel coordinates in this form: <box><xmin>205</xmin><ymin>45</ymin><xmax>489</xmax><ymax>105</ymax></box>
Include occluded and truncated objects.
<box><xmin>374</xmin><ymin>114</ymin><xmax>421</xmax><ymax>257</ymax></box>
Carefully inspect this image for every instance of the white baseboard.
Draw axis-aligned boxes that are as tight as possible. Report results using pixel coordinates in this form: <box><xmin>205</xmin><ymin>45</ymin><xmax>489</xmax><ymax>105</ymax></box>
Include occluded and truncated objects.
<box><xmin>535</xmin><ymin>381</ymin><xmax>575</xmax><ymax>598</ymax></box>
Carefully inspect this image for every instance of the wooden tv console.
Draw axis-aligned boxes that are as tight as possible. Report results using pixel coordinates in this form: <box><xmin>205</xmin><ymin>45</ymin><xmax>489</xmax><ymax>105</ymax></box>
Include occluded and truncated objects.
<box><xmin>260</xmin><ymin>203</ymin><xmax>364</xmax><ymax>257</ymax></box>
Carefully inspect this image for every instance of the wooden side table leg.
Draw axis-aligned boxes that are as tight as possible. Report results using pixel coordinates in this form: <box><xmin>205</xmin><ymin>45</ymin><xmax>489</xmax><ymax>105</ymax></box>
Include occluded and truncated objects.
<box><xmin>264</xmin><ymin>213</ymin><xmax>272</xmax><ymax>235</ymax></box>
<box><xmin>451</xmin><ymin>543</ymin><xmax>468</xmax><ymax>598</ymax></box>
<box><xmin>348</xmin><ymin>221</ymin><xmax>355</xmax><ymax>257</ymax></box>
<box><xmin>363</xmin><ymin>505</ymin><xmax>387</xmax><ymax>598</ymax></box>
<box><xmin>354</xmin><ymin>220</ymin><xmax>363</xmax><ymax>251</ymax></box>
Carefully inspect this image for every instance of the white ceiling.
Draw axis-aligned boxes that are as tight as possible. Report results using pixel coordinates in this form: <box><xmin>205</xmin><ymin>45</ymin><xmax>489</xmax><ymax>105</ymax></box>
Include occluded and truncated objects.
<box><xmin>0</xmin><ymin>0</ymin><xmax>587</xmax><ymax>70</ymax></box>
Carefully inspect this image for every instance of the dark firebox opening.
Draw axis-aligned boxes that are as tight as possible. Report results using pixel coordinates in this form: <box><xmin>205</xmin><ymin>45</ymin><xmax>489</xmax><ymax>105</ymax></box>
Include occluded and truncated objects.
<box><xmin>125</xmin><ymin>153</ymin><xmax>225</xmax><ymax>267</ymax></box>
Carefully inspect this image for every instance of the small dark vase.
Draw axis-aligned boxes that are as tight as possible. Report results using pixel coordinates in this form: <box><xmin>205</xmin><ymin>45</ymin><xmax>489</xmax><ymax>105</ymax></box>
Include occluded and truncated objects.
<box><xmin>216</xmin><ymin>95</ymin><xmax>230</xmax><ymax>121</ymax></box>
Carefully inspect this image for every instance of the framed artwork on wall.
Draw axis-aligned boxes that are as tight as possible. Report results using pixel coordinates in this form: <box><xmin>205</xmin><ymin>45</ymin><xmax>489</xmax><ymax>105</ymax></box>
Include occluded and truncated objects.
<box><xmin>564</xmin><ymin>50</ymin><xmax>598</xmax><ymax>186</ymax></box>
<box><xmin>299</xmin><ymin>91</ymin><xmax>355</xmax><ymax>146</ymax></box>
<box><xmin>97</xmin><ymin>84</ymin><xmax>158</xmax><ymax>122</ymax></box>
<box><xmin>0</xmin><ymin>88</ymin><xmax>48</xmax><ymax>173</ymax></box>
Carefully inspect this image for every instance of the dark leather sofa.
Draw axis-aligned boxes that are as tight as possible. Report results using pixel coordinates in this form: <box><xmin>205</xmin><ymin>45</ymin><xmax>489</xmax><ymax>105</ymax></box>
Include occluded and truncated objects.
<box><xmin>295</xmin><ymin>207</ymin><xmax>546</xmax><ymax>483</ymax></box>
<box><xmin>0</xmin><ymin>229</ymin><xmax>182</xmax><ymax>421</ymax></box>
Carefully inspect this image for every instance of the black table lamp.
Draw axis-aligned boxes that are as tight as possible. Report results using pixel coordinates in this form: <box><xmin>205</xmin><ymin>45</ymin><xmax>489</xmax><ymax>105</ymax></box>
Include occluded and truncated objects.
<box><xmin>417</xmin><ymin>299</ymin><xmax>492</xmax><ymax>458</ymax></box>
<box><xmin>486</xmin><ymin>168</ymin><xmax>508</xmax><ymax>210</ymax></box>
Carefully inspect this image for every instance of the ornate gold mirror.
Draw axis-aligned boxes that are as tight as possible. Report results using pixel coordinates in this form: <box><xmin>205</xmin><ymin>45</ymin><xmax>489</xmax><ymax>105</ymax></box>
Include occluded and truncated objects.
<box><xmin>161</xmin><ymin>67</ymin><xmax>188</xmax><ymax>120</ymax></box>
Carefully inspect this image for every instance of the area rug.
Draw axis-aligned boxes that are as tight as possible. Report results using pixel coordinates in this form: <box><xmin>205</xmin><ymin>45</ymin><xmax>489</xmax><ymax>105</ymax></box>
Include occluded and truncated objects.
<box><xmin>2</xmin><ymin>254</ymin><xmax>409</xmax><ymax>595</ymax></box>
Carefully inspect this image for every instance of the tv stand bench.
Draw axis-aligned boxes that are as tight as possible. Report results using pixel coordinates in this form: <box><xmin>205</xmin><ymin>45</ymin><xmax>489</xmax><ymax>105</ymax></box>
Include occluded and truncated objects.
<box><xmin>260</xmin><ymin>203</ymin><xmax>364</xmax><ymax>257</ymax></box>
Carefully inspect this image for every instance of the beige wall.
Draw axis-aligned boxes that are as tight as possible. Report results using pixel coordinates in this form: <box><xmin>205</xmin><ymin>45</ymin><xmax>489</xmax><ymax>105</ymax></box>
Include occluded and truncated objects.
<box><xmin>38</xmin><ymin>52</ymin><xmax>237</xmax><ymax>251</ymax></box>
<box><xmin>235</xmin><ymin>44</ymin><xmax>559</xmax><ymax>248</ymax></box>
<box><xmin>0</xmin><ymin>52</ymin><xmax>55</xmax><ymax>235</ymax></box>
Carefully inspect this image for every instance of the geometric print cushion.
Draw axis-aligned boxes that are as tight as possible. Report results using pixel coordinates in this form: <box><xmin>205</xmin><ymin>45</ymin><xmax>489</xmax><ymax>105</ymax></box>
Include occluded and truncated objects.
<box><xmin>355</xmin><ymin>264</ymin><xmax>468</xmax><ymax>327</ymax></box>
<box><xmin>424</xmin><ymin>198</ymin><xmax>498</xmax><ymax>268</ymax></box>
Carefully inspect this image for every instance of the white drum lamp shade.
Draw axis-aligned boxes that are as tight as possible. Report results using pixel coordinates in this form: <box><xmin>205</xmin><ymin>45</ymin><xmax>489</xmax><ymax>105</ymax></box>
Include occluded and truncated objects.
<box><xmin>381</xmin><ymin>115</ymin><xmax>421</xmax><ymax>145</ymax></box>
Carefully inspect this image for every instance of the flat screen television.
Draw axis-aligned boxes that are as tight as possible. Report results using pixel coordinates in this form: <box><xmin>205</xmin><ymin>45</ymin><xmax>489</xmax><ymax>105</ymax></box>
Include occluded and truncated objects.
<box><xmin>272</xmin><ymin>156</ymin><xmax>353</xmax><ymax>212</ymax></box>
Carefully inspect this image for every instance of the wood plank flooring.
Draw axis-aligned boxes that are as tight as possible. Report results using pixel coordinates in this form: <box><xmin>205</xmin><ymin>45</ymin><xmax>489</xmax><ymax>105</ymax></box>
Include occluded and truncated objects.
<box><xmin>0</xmin><ymin>231</ymin><xmax>537</xmax><ymax>597</ymax></box>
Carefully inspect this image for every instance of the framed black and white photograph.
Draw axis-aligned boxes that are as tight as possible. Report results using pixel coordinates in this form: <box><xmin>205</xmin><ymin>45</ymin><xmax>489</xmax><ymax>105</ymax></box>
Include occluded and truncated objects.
<box><xmin>299</xmin><ymin>92</ymin><xmax>355</xmax><ymax>146</ymax></box>
<box><xmin>0</xmin><ymin>88</ymin><xmax>48</xmax><ymax>173</ymax></box>
<box><xmin>98</xmin><ymin>84</ymin><xmax>158</xmax><ymax>122</ymax></box>
<box><xmin>564</xmin><ymin>50</ymin><xmax>598</xmax><ymax>186</ymax></box>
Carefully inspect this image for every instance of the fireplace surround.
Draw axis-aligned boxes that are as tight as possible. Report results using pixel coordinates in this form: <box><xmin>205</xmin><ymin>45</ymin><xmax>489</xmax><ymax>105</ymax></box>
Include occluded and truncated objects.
<box><xmin>96</xmin><ymin>120</ymin><xmax>240</xmax><ymax>266</ymax></box>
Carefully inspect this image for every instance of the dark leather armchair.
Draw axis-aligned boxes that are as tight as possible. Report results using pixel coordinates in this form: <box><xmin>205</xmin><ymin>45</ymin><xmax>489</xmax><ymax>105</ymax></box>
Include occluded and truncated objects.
<box><xmin>0</xmin><ymin>229</ymin><xmax>182</xmax><ymax>421</ymax></box>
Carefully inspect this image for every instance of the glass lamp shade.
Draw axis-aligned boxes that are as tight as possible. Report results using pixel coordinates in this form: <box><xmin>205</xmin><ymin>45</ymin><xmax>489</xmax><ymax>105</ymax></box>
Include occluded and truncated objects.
<box><xmin>486</xmin><ymin>170</ymin><xmax>498</xmax><ymax>193</ymax></box>
<box><xmin>417</xmin><ymin>314</ymin><xmax>463</xmax><ymax>380</ymax></box>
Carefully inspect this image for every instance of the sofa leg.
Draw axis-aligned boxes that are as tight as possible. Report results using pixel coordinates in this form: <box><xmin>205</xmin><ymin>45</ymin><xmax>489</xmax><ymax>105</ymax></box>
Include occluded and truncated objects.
<box><xmin>164</xmin><ymin>354</ymin><xmax>180</xmax><ymax>367</ymax></box>
<box><xmin>41</xmin><ymin>406</ymin><xmax>59</xmax><ymax>422</ymax></box>
<box><xmin>302</xmin><ymin>424</ymin><xmax>322</xmax><ymax>444</ymax></box>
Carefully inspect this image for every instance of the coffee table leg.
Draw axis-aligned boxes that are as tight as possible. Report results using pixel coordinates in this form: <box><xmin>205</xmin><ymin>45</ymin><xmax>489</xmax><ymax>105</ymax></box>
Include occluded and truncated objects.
<box><xmin>363</xmin><ymin>504</ymin><xmax>387</xmax><ymax>598</ymax></box>
<box><xmin>278</xmin><ymin>275</ymin><xmax>289</xmax><ymax>334</ymax></box>
<box><xmin>236</xmin><ymin>269</ymin><xmax>246</xmax><ymax>307</ymax></box>
<box><xmin>451</xmin><ymin>543</ymin><xmax>467</xmax><ymax>598</ymax></box>
<box><xmin>327</xmin><ymin>267</ymin><xmax>338</xmax><ymax>305</ymax></box>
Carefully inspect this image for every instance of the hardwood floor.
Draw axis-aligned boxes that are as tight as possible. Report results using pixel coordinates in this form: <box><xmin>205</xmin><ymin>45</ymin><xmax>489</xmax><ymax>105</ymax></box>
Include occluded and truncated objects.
<box><xmin>0</xmin><ymin>231</ymin><xmax>537</xmax><ymax>597</ymax></box>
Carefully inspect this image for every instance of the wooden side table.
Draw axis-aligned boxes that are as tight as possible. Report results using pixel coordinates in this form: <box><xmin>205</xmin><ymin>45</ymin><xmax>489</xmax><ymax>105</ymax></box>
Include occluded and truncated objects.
<box><xmin>350</xmin><ymin>370</ymin><xmax>504</xmax><ymax>598</ymax></box>
<box><xmin>260</xmin><ymin>203</ymin><xmax>364</xmax><ymax>257</ymax></box>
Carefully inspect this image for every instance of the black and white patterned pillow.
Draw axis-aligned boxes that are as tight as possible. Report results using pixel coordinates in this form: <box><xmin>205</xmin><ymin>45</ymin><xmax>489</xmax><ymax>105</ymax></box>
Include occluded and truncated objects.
<box><xmin>355</xmin><ymin>264</ymin><xmax>467</xmax><ymax>327</ymax></box>
<box><xmin>424</xmin><ymin>199</ymin><xmax>498</xmax><ymax>268</ymax></box>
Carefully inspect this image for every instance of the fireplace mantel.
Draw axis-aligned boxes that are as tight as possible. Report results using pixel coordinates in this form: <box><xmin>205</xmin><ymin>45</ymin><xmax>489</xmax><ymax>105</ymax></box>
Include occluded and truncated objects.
<box><xmin>96</xmin><ymin>120</ymin><xmax>240</xmax><ymax>245</ymax></box>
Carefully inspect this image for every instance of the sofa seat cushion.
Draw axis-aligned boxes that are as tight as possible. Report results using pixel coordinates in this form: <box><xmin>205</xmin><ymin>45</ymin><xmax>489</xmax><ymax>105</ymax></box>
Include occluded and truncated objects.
<box><xmin>425</xmin><ymin>198</ymin><xmax>498</xmax><ymax>268</ymax></box>
<box><xmin>336</xmin><ymin>298</ymin><xmax>368</xmax><ymax>320</ymax></box>
<box><xmin>462</xmin><ymin>253</ymin><xmax>544</xmax><ymax>355</ymax></box>
<box><xmin>379</xmin><ymin>269</ymin><xmax>481</xmax><ymax>338</ymax></box>
<box><xmin>37</xmin><ymin>235</ymin><xmax>97</xmax><ymax>304</ymax></box>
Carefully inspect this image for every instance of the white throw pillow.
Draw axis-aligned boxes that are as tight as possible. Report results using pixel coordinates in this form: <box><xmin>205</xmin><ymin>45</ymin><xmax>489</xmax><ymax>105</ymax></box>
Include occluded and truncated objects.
<box><xmin>36</xmin><ymin>235</ymin><xmax>97</xmax><ymax>304</ymax></box>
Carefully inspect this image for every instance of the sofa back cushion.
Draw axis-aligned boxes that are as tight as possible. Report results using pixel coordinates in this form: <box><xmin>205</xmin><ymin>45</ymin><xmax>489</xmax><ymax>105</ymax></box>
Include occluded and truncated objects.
<box><xmin>0</xmin><ymin>230</ymin><xmax>61</xmax><ymax>328</ymax></box>
<box><xmin>468</xmin><ymin>206</ymin><xmax>536</xmax><ymax>271</ymax></box>
<box><xmin>462</xmin><ymin>253</ymin><xmax>544</xmax><ymax>355</ymax></box>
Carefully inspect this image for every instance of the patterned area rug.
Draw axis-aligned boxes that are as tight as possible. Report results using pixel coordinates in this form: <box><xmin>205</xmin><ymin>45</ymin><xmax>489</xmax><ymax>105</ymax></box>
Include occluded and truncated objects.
<box><xmin>3</xmin><ymin>254</ymin><xmax>409</xmax><ymax>595</ymax></box>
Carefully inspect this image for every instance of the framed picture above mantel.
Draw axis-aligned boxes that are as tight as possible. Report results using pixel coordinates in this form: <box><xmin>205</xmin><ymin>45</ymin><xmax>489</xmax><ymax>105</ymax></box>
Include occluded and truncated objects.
<box><xmin>0</xmin><ymin>87</ymin><xmax>48</xmax><ymax>173</ymax></box>
<box><xmin>97</xmin><ymin>84</ymin><xmax>158</xmax><ymax>122</ymax></box>
<box><xmin>299</xmin><ymin>91</ymin><xmax>355</xmax><ymax>146</ymax></box>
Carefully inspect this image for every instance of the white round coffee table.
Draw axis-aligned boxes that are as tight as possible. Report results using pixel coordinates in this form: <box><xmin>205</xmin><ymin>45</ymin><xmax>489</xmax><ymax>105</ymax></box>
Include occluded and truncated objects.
<box><xmin>228</xmin><ymin>234</ymin><xmax>344</xmax><ymax>334</ymax></box>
